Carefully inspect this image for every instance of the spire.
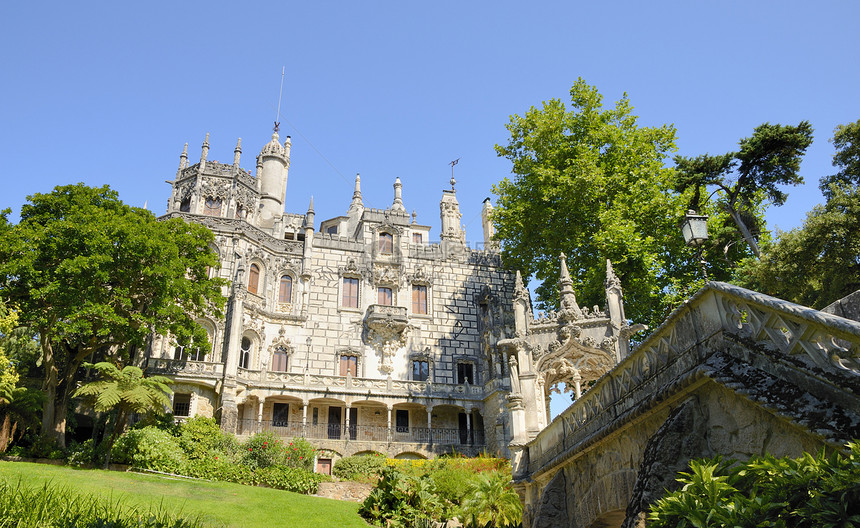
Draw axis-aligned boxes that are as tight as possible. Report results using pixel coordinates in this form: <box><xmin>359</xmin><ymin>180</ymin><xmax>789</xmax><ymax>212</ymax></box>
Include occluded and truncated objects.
<box><xmin>605</xmin><ymin>259</ymin><xmax>621</xmax><ymax>290</ymax></box>
<box><xmin>198</xmin><ymin>133</ymin><xmax>210</xmax><ymax>172</ymax></box>
<box><xmin>481</xmin><ymin>198</ymin><xmax>497</xmax><ymax>250</ymax></box>
<box><xmin>515</xmin><ymin>270</ymin><xmax>526</xmax><ymax>296</ymax></box>
<box><xmin>558</xmin><ymin>253</ymin><xmax>582</xmax><ymax>318</ymax></box>
<box><xmin>233</xmin><ymin>138</ymin><xmax>242</xmax><ymax>167</ymax></box>
<box><xmin>305</xmin><ymin>196</ymin><xmax>315</xmax><ymax>228</ymax></box>
<box><xmin>349</xmin><ymin>173</ymin><xmax>363</xmax><ymax>212</ymax></box>
<box><xmin>392</xmin><ymin>177</ymin><xmax>406</xmax><ymax>212</ymax></box>
<box><xmin>178</xmin><ymin>142</ymin><xmax>188</xmax><ymax>172</ymax></box>
<box><xmin>284</xmin><ymin>135</ymin><xmax>292</xmax><ymax>158</ymax></box>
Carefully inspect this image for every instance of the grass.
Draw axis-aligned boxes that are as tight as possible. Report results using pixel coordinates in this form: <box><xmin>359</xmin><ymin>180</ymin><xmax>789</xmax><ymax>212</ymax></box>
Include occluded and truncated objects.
<box><xmin>1</xmin><ymin>461</ymin><xmax>369</xmax><ymax>528</ymax></box>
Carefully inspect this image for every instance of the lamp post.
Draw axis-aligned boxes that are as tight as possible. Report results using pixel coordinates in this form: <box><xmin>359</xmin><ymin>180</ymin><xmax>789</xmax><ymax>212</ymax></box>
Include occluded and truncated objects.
<box><xmin>681</xmin><ymin>210</ymin><xmax>709</xmax><ymax>280</ymax></box>
<box><xmin>305</xmin><ymin>336</ymin><xmax>312</xmax><ymax>372</ymax></box>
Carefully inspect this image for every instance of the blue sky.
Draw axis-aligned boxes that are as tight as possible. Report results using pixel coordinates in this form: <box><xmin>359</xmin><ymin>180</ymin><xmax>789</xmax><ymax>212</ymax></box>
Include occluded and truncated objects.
<box><xmin>2</xmin><ymin>1</ymin><xmax>857</xmax><ymax>417</ymax></box>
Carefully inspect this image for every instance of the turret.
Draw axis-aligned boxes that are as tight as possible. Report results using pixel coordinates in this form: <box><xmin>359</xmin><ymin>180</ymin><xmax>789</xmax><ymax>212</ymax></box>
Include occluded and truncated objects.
<box><xmin>392</xmin><ymin>178</ymin><xmax>406</xmax><ymax>213</ymax></box>
<box><xmin>303</xmin><ymin>197</ymin><xmax>315</xmax><ymax>273</ymax></box>
<box><xmin>233</xmin><ymin>138</ymin><xmax>242</xmax><ymax>169</ymax></box>
<box><xmin>177</xmin><ymin>143</ymin><xmax>188</xmax><ymax>176</ymax></box>
<box><xmin>200</xmin><ymin>133</ymin><xmax>209</xmax><ymax>172</ymax></box>
<box><xmin>348</xmin><ymin>173</ymin><xmax>363</xmax><ymax>214</ymax></box>
<box><xmin>481</xmin><ymin>198</ymin><xmax>497</xmax><ymax>250</ymax></box>
<box><xmin>258</xmin><ymin>131</ymin><xmax>291</xmax><ymax>228</ymax></box>
<box><xmin>440</xmin><ymin>177</ymin><xmax>464</xmax><ymax>244</ymax></box>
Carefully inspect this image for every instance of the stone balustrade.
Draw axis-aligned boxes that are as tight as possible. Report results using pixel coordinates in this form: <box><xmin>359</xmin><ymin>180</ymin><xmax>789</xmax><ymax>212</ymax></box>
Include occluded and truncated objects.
<box><xmin>147</xmin><ymin>358</ymin><xmax>225</xmax><ymax>377</ymax></box>
<box><xmin>521</xmin><ymin>282</ymin><xmax>860</xmax><ymax>478</ymax></box>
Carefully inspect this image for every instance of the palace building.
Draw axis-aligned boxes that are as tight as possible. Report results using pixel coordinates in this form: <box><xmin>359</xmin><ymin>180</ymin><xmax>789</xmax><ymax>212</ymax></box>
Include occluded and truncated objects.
<box><xmin>147</xmin><ymin>129</ymin><xmax>636</xmax><ymax>468</ymax></box>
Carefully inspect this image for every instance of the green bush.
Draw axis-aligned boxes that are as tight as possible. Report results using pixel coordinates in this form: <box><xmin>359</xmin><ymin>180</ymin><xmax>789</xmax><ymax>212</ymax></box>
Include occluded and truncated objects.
<box><xmin>649</xmin><ymin>441</ymin><xmax>860</xmax><ymax>527</ymax></box>
<box><xmin>177</xmin><ymin>415</ymin><xmax>238</xmax><ymax>460</ymax></box>
<box><xmin>282</xmin><ymin>437</ymin><xmax>316</xmax><ymax>471</ymax></box>
<box><xmin>241</xmin><ymin>432</ymin><xmax>288</xmax><ymax>469</ymax></box>
<box><xmin>257</xmin><ymin>465</ymin><xmax>330</xmax><ymax>494</ymax></box>
<box><xmin>111</xmin><ymin>426</ymin><xmax>186</xmax><ymax>471</ymax></box>
<box><xmin>177</xmin><ymin>456</ymin><xmax>257</xmax><ymax>485</ymax></box>
<box><xmin>0</xmin><ymin>478</ymin><xmax>204</xmax><ymax>528</ymax></box>
<box><xmin>66</xmin><ymin>439</ymin><xmax>109</xmax><ymax>468</ymax></box>
<box><xmin>333</xmin><ymin>454</ymin><xmax>387</xmax><ymax>481</ymax></box>
<box><xmin>359</xmin><ymin>467</ymin><xmax>447</xmax><ymax>528</ymax></box>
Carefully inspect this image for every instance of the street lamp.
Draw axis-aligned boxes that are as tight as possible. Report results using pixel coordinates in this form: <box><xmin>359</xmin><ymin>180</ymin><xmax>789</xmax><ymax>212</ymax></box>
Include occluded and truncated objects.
<box><xmin>681</xmin><ymin>210</ymin><xmax>709</xmax><ymax>280</ymax></box>
<box><xmin>305</xmin><ymin>336</ymin><xmax>312</xmax><ymax>372</ymax></box>
<box><xmin>681</xmin><ymin>210</ymin><xmax>709</xmax><ymax>246</ymax></box>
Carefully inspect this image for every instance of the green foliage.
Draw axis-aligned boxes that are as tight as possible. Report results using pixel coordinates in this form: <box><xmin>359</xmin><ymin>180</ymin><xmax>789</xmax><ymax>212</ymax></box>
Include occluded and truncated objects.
<box><xmin>674</xmin><ymin>121</ymin><xmax>814</xmax><ymax>258</ymax></box>
<box><xmin>241</xmin><ymin>431</ymin><xmax>287</xmax><ymax>469</ymax></box>
<box><xmin>74</xmin><ymin>362</ymin><xmax>173</xmax><ymax>416</ymax></box>
<box><xmin>283</xmin><ymin>437</ymin><xmax>317</xmax><ymax>472</ymax></box>
<box><xmin>738</xmin><ymin>184</ymin><xmax>860</xmax><ymax>308</ymax></box>
<box><xmin>493</xmin><ymin>78</ymin><xmax>694</xmax><ymax>327</ymax></box>
<box><xmin>0</xmin><ymin>477</ymin><xmax>205</xmax><ymax>528</ymax></box>
<box><xmin>649</xmin><ymin>442</ymin><xmax>860</xmax><ymax>528</ymax></box>
<box><xmin>110</xmin><ymin>426</ymin><xmax>187</xmax><ymax>471</ymax></box>
<box><xmin>333</xmin><ymin>453</ymin><xmax>388</xmax><ymax>481</ymax></box>
<box><xmin>820</xmin><ymin>119</ymin><xmax>860</xmax><ymax>198</ymax></box>
<box><xmin>256</xmin><ymin>465</ymin><xmax>329</xmax><ymax>494</ymax></box>
<box><xmin>460</xmin><ymin>471</ymin><xmax>523</xmax><ymax>528</ymax></box>
<box><xmin>177</xmin><ymin>415</ymin><xmax>237</xmax><ymax>460</ymax></box>
<box><xmin>359</xmin><ymin>467</ymin><xmax>446</xmax><ymax>528</ymax></box>
<box><xmin>0</xmin><ymin>183</ymin><xmax>227</xmax><ymax>446</ymax></box>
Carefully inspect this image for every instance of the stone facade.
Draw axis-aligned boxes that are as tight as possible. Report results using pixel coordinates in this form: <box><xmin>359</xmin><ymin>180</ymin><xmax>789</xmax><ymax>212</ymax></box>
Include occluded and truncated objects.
<box><xmin>146</xmin><ymin>131</ymin><xmax>638</xmax><ymax>466</ymax></box>
<box><xmin>516</xmin><ymin>282</ymin><xmax>860</xmax><ymax>528</ymax></box>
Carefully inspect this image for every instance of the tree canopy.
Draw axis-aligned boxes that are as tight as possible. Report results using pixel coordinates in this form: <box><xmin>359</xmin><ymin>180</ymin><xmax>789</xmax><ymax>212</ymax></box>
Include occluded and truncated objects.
<box><xmin>0</xmin><ymin>184</ymin><xmax>227</xmax><ymax>447</ymax></box>
<box><xmin>492</xmin><ymin>79</ymin><xmax>698</xmax><ymax>327</ymax></box>
<box><xmin>673</xmin><ymin>121</ymin><xmax>814</xmax><ymax>257</ymax></box>
<box><xmin>738</xmin><ymin>120</ymin><xmax>860</xmax><ymax>308</ymax></box>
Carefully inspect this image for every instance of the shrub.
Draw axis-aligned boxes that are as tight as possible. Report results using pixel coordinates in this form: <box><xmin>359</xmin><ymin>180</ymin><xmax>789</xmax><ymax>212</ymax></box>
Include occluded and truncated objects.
<box><xmin>24</xmin><ymin>435</ymin><xmax>65</xmax><ymax>459</ymax></box>
<box><xmin>241</xmin><ymin>432</ymin><xmax>287</xmax><ymax>469</ymax></box>
<box><xmin>649</xmin><ymin>441</ymin><xmax>860</xmax><ymax>527</ymax></box>
<box><xmin>283</xmin><ymin>437</ymin><xmax>316</xmax><ymax>472</ymax></box>
<box><xmin>359</xmin><ymin>467</ymin><xmax>447</xmax><ymax>528</ymax></box>
<box><xmin>177</xmin><ymin>415</ymin><xmax>238</xmax><ymax>460</ymax></box>
<box><xmin>111</xmin><ymin>426</ymin><xmax>186</xmax><ymax>471</ymax></box>
<box><xmin>66</xmin><ymin>439</ymin><xmax>109</xmax><ymax>468</ymax></box>
<box><xmin>333</xmin><ymin>453</ymin><xmax>387</xmax><ymax>481</ymax></box>
<box><xmin>257</xmin><ymin>465</ymin><xmax>330</xmax><ymax>494</ymax></box>
<box><xmin>177</xmin><ymin>456</ymin><xmax>256</xmax><ymax>485</ymax></box>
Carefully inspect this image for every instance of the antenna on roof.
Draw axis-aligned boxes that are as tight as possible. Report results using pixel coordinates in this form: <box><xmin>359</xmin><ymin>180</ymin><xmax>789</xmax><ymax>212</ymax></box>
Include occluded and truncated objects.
<box><xmin>274</xmin><ymin>66</ymin><xmax>285</xmax><ymax>133</ymax></box>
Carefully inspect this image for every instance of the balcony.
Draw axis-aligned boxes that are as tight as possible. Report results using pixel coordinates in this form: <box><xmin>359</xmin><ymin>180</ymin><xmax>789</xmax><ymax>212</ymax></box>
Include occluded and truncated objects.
<box><xmin>236</xmin><ymin>419</ymin><xmax>485</xmax><ymax>447</ymax></box>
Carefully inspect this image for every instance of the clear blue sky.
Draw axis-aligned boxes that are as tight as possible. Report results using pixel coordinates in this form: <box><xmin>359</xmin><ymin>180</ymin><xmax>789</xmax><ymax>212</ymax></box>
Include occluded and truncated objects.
<box><xmin>2</xmin><ymin>1</ymin><xmax>857</xmax><ymax>417</ymax></box>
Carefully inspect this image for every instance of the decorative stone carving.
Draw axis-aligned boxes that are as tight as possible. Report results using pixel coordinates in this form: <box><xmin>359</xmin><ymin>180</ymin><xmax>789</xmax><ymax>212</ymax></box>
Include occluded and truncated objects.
<box><xmin>362</xmin><ymin>305</ymin><xmax>410</xmax><ymax>374</ymax></box>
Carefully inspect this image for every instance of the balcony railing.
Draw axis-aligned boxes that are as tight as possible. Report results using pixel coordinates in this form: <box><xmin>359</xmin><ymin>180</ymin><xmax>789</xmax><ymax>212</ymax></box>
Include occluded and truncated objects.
<box><xmin>236</xmin><ymin>419</ymin><xmax>485</xmax><ymax>446</ymax></box>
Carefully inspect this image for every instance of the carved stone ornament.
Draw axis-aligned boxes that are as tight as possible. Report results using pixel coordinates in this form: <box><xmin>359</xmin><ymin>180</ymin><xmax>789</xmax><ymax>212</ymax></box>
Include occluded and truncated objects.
<box><xmin>266</xmin><ymin>325</ymin><xmax>293</xmax><ymax>366</ymax></box>
<box><xmin>362</xmin><ymin>305</ymin><xmax>411</xmax><ymax>374</ymax></box>
<box><xmin>372</xmin><ymin>264</ymin><xmax>401</xmax><ymax>287</ymax></box>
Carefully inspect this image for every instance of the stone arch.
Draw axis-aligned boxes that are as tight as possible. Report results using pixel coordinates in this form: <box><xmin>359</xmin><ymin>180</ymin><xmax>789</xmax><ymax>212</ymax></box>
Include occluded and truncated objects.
<box><xmin>240</xmin><ymin>329</ymin><xmax>262</xmax><ymax>370</ymax></box>
<box><xmin>247</xmin><ymin>260</ymin><xmax>265</xmax><ymax>295</ymax></box>
<box><xmin>393</xmin><ymin>451</ymin><xmax>427</xmax><ymax>460</ymax></box>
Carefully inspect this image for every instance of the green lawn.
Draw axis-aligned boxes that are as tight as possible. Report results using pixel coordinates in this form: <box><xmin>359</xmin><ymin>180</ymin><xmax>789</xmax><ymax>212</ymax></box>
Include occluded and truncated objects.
<box><xmin>0</xmin><ymin>461</ymin><xmax>369</xmax><ymax>528</ymax></box>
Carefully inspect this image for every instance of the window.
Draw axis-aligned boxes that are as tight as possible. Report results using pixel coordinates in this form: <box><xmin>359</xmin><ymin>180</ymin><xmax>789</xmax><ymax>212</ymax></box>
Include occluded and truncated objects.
<box><xmin>342</xmin><ymin>277</ymin><xmax>359</xmax><ymax>308</ymax></box>
<box><xmin>235</xmin><ymin>205</ymin><xmax>244</xmax><ymax>219</ymax></box>
<box><xmin>272</xmin><ymin>403</ymin><xmax>289</xmax><ymax>427</ymax></box>
<box><xmin>395</xmin><ymin>409</ymin><xmax>409</xmax><ymax>433</ymax></box>
<box><xmin>278</xmin><ymin>275</ymin><xmax>292</xmax><ymax>303</ymax></box>
<box><xmin>271</xmin><ymin>345</ymin><xmax>289</xmax><ymax>372</ymax></box>
<box><xmin>326</xmin><ymin>225</ymin><xmax>338</xmax><ymax>235</ymax></box>
<box><xmin>174</xmin><ymin>343</ymin><xmax>205</xmax><ymax>362</ymax></box>
<box><xmin>239</xmin><ymin>337</ymin><xmax>251</xmax><ymax>369</ymax></box>
<box><xmin>412</xmin><ymin>233</ymin><xmax>423</xmax><ymax>244</ymax></box>
<box><xmin>248</xmin><ymin>264</ymin><xmax>260</xmax><ymax>294</ymax></box>
<box><xmin>378</xmin><ymin>233</ymin><xmax>393</xmax><ymax>254</ymax></box>
<box><xmin>413</xmin><ymin>360</ymin><xmax>429</xmax><ymax>381</ymax></box>
<box><xmin>173</xmin><ymin>394</ymin><xmax>191</xmax><ymax>417</ymax></box>
<box><xmin>412</xmin><ymin>285</ymin><xmax>427</xmax><ymax>314</ymax></box>
<box><xmin>339</xmin><ymin>355</ymin><xmax>358</xmax><ymax>377</ymax></box>
<box><xmin>457</xmin><ymin>363</ymin><xmax>474</xmax><ymax>385</ymax></box>
<box><xmin>179</xmin><ymin>198</ymin><xmax>191</xmax><ymax>212</ymax></box>
<box><xmin>378</xmin><ymin>287</ymin><xmax>393</xmax><ymax>306</ymax></box>
<box><xmin>203</xmin><ymin>197</ymin><xmax>222</xmax><ymax>216</ymax></box>
<box><xmin>312</xmin><ymin>407</ymin><xmax>319</xmax><ymax>426</ymax></box>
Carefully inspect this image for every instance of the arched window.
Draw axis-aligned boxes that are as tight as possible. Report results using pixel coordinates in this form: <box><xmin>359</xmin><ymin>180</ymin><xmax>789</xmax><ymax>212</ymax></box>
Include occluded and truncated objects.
<box><xmin>240</xmin><ymin>337</ymin><xmax>252</xmax><ymax>369</ymax></box>
<box><xmin>272</xmin><ymin>345</ymin><xmax>289</xmax><ymax>372</ymax></box>
<box><xmin>278</xmin><ymin>275</ymin><xmax>292</xmax><ymax>303</ymax></box>
<box><xmin>203</xmin><ymin>197</ymin><xmax>222</xmax><ymax>216</ymax></box>
<box><xmin>378</xmin><ymin>232</ymin><xmax>393</xmax><ymax>254</ymax></box>
<box><xmin>248</xmin><ymin>264</ymin><xmax>260</xmax><ymax>294</ymax></box>
<box><xmin>179</xmin><ymin>197</ymin><xmax>191</xmax><ymax>212</ymax></box>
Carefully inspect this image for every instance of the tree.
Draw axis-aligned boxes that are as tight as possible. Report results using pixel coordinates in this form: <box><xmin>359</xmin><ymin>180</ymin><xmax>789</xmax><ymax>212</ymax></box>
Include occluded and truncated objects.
<box><xmin>820</xmin><ymin>118</ymin><xmax>860</xmax><ymax>198</ymax></box>
<box><xmin>493</xmin><ymin>79</ymin><xmax>698</xmax><ymax>327</ymax></box>
<box><xmin>673</xmin><ymin>121</ymin><xmax>814</xmax><ymax>257</ymax></box>
<box><xmin>0</xmin><ymin>184</ymin><xmax>226</xmax><ymax>447</ymax></box>
<box><xmin>738</xmin><ymin>179</ymin><xmax>860</xmax><ymax>309</ymax></box>
<box><xmin>461</xmin><ymin>472</ymin><xmax>523</xmax><ymax>528</ymax></box>
<box><xmin>73</xmin><ymin>361</ymin><xmax>172</xmax><ymax>466</ymax></box>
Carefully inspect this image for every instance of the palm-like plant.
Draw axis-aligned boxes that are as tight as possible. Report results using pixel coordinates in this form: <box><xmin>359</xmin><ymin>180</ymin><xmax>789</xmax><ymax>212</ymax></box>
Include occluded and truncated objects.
<box><xmin>461</xmin><ymin>472</ymin><xmax>523</xmax><ymax>528</ymax></box>
<box><xmin>73</xmin><ymin>362</ymin><xmax>173</xmax><ymax>466</ymax></box>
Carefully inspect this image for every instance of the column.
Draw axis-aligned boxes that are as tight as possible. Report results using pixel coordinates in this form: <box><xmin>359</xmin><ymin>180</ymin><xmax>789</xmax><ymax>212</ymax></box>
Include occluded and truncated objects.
<box><xmin>426</xmin><ymin>408</ymin><xmax>433</xmax><ymax>445</ymax></box>
<box><xmin>466</xmin><ymin>410</ymin><xmax>472</xmax><ymax>446</ymax></box>
<box><xmin>345</xmin><ymin>403</ymin><xmax>351</xmax><ymax>441</ymax></box>
<box><xmin>256</xmin><ymin>398</ymin><xmax>264</xmax><ymax>433</ymax></box>
<box><xmin>387</xmin><ymin>405</ymin><xmax>393</xmax><ymax>443</ymax></box>
<box><xmin>302</xmin><ymin>401</ymin><xmax>308</xmax><ymax>436</ymax></box>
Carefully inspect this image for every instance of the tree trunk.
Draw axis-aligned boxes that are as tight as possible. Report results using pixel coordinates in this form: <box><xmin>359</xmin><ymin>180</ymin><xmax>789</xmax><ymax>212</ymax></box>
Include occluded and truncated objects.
<box><xmin>0</xmin><ymin>413</ymin><xmax>10</xmax><ymax>453</ymax></box>
<box><xmin>727</xmin><ymin>207</ymin><xmax>761</xmax><ymax>258</ymax></box>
